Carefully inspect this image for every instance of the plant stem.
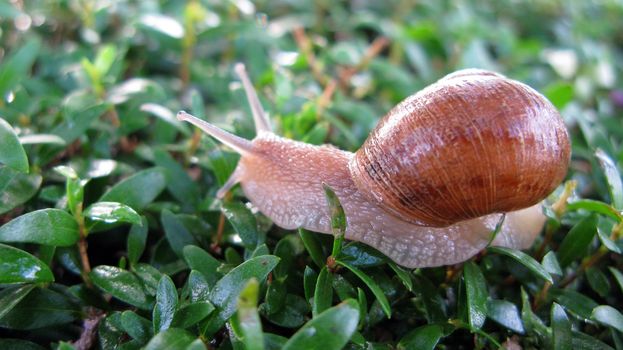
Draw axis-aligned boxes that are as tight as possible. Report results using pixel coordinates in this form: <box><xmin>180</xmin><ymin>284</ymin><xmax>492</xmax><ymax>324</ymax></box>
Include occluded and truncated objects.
<box><xmin>74</xmin><ymin>203</ymin><xmax>93</xmax><ymax>287</ymax></box>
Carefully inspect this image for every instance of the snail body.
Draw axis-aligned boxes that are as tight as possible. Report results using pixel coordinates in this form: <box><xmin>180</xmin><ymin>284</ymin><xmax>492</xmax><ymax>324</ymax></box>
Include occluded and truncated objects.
<box><xmin>177</xmin><ymin>65</ymin><xmax>570</xmax><ymax>268</ymax></box>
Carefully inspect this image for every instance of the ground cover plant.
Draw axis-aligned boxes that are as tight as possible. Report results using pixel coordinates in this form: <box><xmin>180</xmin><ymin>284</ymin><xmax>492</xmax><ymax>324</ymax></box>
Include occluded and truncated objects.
<box><xmin>1</xmin><ymin>1</ymin><xmax>623</xmax><ymax>349</ymax></box>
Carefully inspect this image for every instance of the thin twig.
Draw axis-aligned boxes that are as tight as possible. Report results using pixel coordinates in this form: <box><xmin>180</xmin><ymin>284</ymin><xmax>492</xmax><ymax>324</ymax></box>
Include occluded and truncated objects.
<box><xmin>72</xmin><ymin>308</ymin><xmax>104</xmax><ymax>350</ymax></box>
<box><xmin>75</xmin><ymin>203</ymin><xmax>92</xmax><ymax>287</ymax></box>
<box><xmin>292</xmin><ymin>27</ymin><xmax>329</xmax><ymax>86</ymax></box>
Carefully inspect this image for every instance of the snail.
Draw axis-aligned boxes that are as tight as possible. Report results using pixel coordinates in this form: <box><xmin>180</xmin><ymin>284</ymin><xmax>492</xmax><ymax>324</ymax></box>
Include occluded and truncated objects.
<box><xmin>177</xmin><ymin>64</ymin><xmax>570</xmax><ymax>268</ymax></box>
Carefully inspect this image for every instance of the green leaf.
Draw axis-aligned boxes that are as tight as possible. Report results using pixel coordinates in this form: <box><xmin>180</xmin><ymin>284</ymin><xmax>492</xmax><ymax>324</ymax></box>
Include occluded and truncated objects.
<box><xmin>261</xmin><ymin>293</ymin><xmax>309</xmax><ymax>328</ymax></box>
<box><xmin>488</xmin><ymin>246</ymin><xmax>553</xmax><ymax>283</ymax></box>
<box><xmin>0</xmin><ymin>167</ymin><xmax>41</xmax><ymax>215</ymax></box>
<box><xmin>592</xmin><ymin>305</ymin><xmax>623</xmax><ymax>332</ymax></box>
<box><xmin>541</xmin><ymin>251</ymin><xmax>563</xmax><ymax>276</ymax></box>
<box><xmin>323</xmin><ymin>184</ymin><xmax>346</xmax><ymax>257</ymax></box>
<box><xmin>172</xmin><ymin>302</ymin><xmax>214</xmax><ymax>328</ymax></box>
<box><xmin>586</xmin><ymin>266</ymin><xmax>611</xmax><ymax>298</ymax></box>
<box><xmin>0</xmin><ymin>208</ymin><xmax>78</xmax><ymax>246</ymax></box>
<box><xmin>161</xmin><ymin>209</ymin><xmax>198</xmax><ymax>258</ymax></box>
<box><xmin>153</xmin><ymin>275</ymin><xmax>178</xmax><ymax>333</ymax></box>
<box><xmin>0</xmin><ymin>244</ymin><xmax>54</xmax><ymax>283</ymax></box>
<box><xmin>335</xmin><ymin>259</ymin><xmax>391</xmax><ymax>318</ymax></box>
<box><xmin>90</xmin><ymin>265</ymin><xmax>152</xmax><ymax>310</ymax></box>
<box><xmin>282</xmin><ymin>299</ymin><xmax>360</xmax><ymax>350</ymax></box>
<box><xmin>232</xmin><ymin>278</ymin><xmax>265</xmax><ymax>350</ymax></box>
<box><xmin>463</xmin><ymin>261</ymin><xmax>487</xmax><ymax>329</ymax></box>
<box><xmin>303</xmin><ymin>266</ymin><xmax>318</xmax><ymax>303</ymax></box>
<box><xmin>389</xmin><ymin>262</ymin><xmax>413</xmax><ymax>292</ymax></box>
<box><xmin>398</xmin><ymin>324</ymin><xmax>444</xmax><ymax>350</ymax></box>
<box><xmin>595</xmin><ymin>149</ymin><xmax>623</xmax><ymax>210</ymax></box>
<box><xmin>0</xmin><ymin>339</ymin><xmax>46</xmax><ymax>350</ymax></box>
<box><xmin>549</xmin><ymin>288</ymin><xmax>599</xmax><ymax>320</ymax></box>
<box><xmin>551</xmin><ymin>303</ymin><xmax>572</xmax><ymax>350</ymax></box>
<box><xmin>222</xmin><ymin>201</ymin><xmax>261</xmax><ymax>249</ymax></box>
<box><xmin>609</xmin><ymin>267</ymin><xmax>623</xmax><ymax>294</ymax></box>
<box><xmin>313</xmin><ymin>266</ymin><xmax>333</xmax><ymax>317</ymax></box>
<box><xmin>0</xmin><ymin>38</ymin><xmax>40</xmax><ymax>99</ymax></box>
<box><xmin>127</xmin><ymin>217</ymin><xmax>149</xmax><ymax>266</ymax></box>
<box><xmin>153</xmin><ymin>148</ymin><xmax>199</xmax><ymax>210</ymax></box>
<box><xmin>187</xmin><ymin>270</ymin><xmax>210</xmax><ymax>303</ymax></box>
<box><xmin>0</xmin><ymin>287</ymin><xmax>80</xmax><ymax>330</ymax></box>
<box><xmin>567</xmin><ymin>200</ymin><xmax>622</xmax><ymax>222</ymax></box>
<box><xmin>204</xmin><ymin>255</ymin><xmax>280</xmax><ymax>336</ymax></box>
<box><xmin>183</xmin><ymin>245</ymin><xmax>221</xmax><ymax>287</ymax></box>
<box><xmin>597</xmin><ymin>224</ymin><xmax>621</xmax><ymax>254</ymax></box>
<box><xmin>99</xmin><ymin>167</ymin><xmax>167</xmax><ymax>211</ymax></box>
<box><xmin>121</xmin><ymin>311</ymin><xmax>153</xmax><ymax>343</ymax></box>
<box><xmin>486</xmin><ymin>299</ymin><xmax>524</xmax><ymax>333</ymax></box>
<box><xmin>298</xmin><ymin>228</ymin><xmax>326</xmax><ymax>268</ymax></box>
<box><xmin>557</xmin><ymin>214</ymin><xmax>598</xmax><ymax>267</ymax></box>
<box><xmin>144</xmin><ymin>328</ymin><xmax>196</xmax><ymax>350</ymax></box>
<box><xmin>85</xmin><ymin>202</ymin><xmax>142</xmax><ymax>226</ymax></box>
<box><xmin>0</xmin><ymin>284</ymin><xmax>36</xmax><ymax>320</ymax></box>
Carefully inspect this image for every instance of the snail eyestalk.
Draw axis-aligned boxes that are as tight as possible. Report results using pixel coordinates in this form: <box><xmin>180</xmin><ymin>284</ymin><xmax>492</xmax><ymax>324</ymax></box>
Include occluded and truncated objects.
<box><xmin>234</xmin><ymin>63</ymin><xmax>271</xmax><ymax>134</ymax></box>
<box><xmin>176</xmin><ymin>111</ymin><xmax>254</xmax><ymax>156</ymax></box>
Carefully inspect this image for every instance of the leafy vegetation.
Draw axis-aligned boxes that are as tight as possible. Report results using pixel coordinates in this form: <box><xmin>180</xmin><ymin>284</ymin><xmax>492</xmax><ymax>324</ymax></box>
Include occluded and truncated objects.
<box><xmin>1</xmin><ymin>1</ymin><xmax>623</xmax><ymax>349</ymax></box>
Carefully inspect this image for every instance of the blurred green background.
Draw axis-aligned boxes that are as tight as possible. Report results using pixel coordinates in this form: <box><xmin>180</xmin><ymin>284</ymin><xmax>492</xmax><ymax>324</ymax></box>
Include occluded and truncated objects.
<box><xmin>1</xmin><ymin>1</ymin><xmax>623</xmax><ymax>349</ymax></box>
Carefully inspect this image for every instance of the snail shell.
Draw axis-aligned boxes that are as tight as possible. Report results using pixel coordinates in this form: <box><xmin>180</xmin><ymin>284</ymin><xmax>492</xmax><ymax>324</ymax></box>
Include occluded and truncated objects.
<box><xmin>350</xmin><ymin>69</ymin><xmax>570</xmax><ymax>227</ymax></box>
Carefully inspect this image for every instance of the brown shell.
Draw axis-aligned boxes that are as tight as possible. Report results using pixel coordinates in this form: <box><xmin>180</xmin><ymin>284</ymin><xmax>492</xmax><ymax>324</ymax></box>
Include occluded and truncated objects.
<box><xmin>349</xmin><ymin>69</ymin><xmax>571</xmax><ymax>227</ymax></box>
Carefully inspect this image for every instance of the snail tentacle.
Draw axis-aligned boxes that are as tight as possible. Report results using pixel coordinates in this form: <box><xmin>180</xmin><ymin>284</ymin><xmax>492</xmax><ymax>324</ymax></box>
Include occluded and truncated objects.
<box><xmin>234</xmin><ymin>63</ymin><xmax>272</xmax><ymax>134</ymax></box>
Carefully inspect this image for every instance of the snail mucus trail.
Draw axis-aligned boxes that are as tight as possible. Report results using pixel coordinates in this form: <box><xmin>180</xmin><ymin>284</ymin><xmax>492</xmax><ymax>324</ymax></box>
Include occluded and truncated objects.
<box><xmin>177</xmin><ymin>64</ymin><xmax>570</xmax><ymax>268</ymax></box>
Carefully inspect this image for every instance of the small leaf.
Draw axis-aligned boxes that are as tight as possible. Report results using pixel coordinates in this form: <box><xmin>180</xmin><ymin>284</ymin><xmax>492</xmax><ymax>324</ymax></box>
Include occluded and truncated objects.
<box><xmin>597</xmin><ymin>224</ymin><xmax>621</xmax><ymax>254</ymax></box>
<box><xmin>463</xmin><ymin>261</ymin><xmax>487</xmax><ymax>329</ymax></box>
<box><xmin>121</xmin><ymin>311</ymin><xmax>153</xmax><ymax>343</ymax></box>
<box><xmin>99</xmin><ymin>167</ymin><xmax>167</xmax><ymax>211</ymax></box>
<box><xmin>232</xmin><ymin>278</ymin><xmax>265</xmax><ymax>350</ymax></box>
<box><xmin>204</xmin><ymin>255</ymin><xmax>280</xmax><ymax>336</ymax></box>
<box><xmin>0</xmin><ymin>244</ymin><xmax>54</xmax><ymax>283</ymax></box>
<box><xmin>183</xmin><ymin>245</ymin><xmax>221</xmax><ymax>287</ymax></box>
<box><xmin>595</xmin><ymin>149</ymin><xmax>623</xmax><ymax>210</ymax></box>
<box><xmin>389</xmin><ymin>262</ymin><xmax>413</xmax><ymax>292</ymax></box>
<box><xmin>0</xmin><ymin>118</ymin><xmax>28</xmax><ymax>173</ymax></box>
<box><xmin>0</xmin><ymin>208</ymin><xmax>79</xmax><ymax>246</ymax></box>
<box><xmin>144</xmin><ymin>328</ymin><xmax>196</xmax><ymax>350</ymax></box>
<box><xmin>222</xmin><ymin>201</ymin><xmax>261</xmax><ymax>249</ymax></box>
<box><xmin>0</xmin><ymin>284</ymin><xmax>36</xmax><ymax>319</ymax></box>
<box><xmin>398</xmin><ymin>324</ymin><xmax>444</xmax><ymax>350</ymax></box>
<box><xmin>303</xmin><ymin>266</ymin><xmax>318</xmax><ymax>303</ymax></box>
<box><xmin>609</xmin><ymin>267</ymin><xmax>623</xmax><ymax>294</ymax></box>
<box><xmin>188</xmin><ymin>270</ymin><xmax>210</xmax><ymax>303</ymax></box>
<box><xmin>261</xmin><ymin>293</ymin><xmax>309</xmax><ymax>329</ymax></box>
<box><xmin>127</xmin><ymin>217</ymin><xmax>148</xmax><ymax>266</ymax></box>
<box><xmin>84</xmin><ymin>202</ymin><xmax>142</xmax><ymax>226</ymax></box>
<box><xmin>557</xmin><ymin>214</ymin><xmax>598</xmax><ymax>267</ymax></box>
<box><xmin>567</xmin><ymin>199</ymin><xmax>622</xmax><ymax>222</ymax></box>
<box><xmin>161</xmin><ymin>209</ymin><xmax>198</xmax><ymax>258</ymax></box>
<box><xmin>282</xmin><ymin>299</ymin><xmax>359</xmax><ymax>350</ymax></box>
<box><xmin>323</xmin><ymin>184</ymin><xmax>346</xmax><ymax>257</ymax></box>
<box><xmin>298</xmin><ymin>229</ymin><xmax>326</xmax><ymax>268</ymax></box>
<box><xmin>0</xmin><ymin>287</ymin><xmax>80</xmax><ymax>330</ymax></box>
<box><xmin>313</xmin><ymin>266</ymin><xmax>333</xmax><ymax>317</ymax></box>
<box><xmin>586</xmin><ymin>267</ymin><xmax>611</xmax><ymax>298</ymax></box>
<box><xmin>90</xmin><ymin>265</ymin><xmax>152</xmax><ymax>310</ymax></box>
<box><xmin>153</xmin><ymin>275</ymin><xmax>178</xmax><ymax>333</ymax></box>
<box><xmin>541</xmin><ymin>251</ymin><xmax>563</xmax><ymax>276</ymax></box>
<box><xmin>551</xmin><ymin>303</ymin><xmax>572</xmax><ymax>350</ymax></box>
<box><xmin>592</xmin><ymin>305</ymin><xmax>623</xmax><ymax>332</ymax></box>
<box><xmin>335</xmin><ymin>259</ymin><xmax>391</xmax><ymax>318</ymax></box>
<box><xmin>488</xmin><ymin>246</ymin><xmax>553</xmax><ymax>283</ymax></box>
<box><xmin>0</xmin><ymin>167</ymin><xmax>42</xmax><ymax>215</ymax></box>
<box><xmin>172</xmin><ymin>302</ymin><xmax>214</xmax><ymax>328</ymax></box>
<box><xmin>486</xmin><ymin>299</ymin><xmax>524</xmax><ymax>333</ymax></box>
<box><xmin>549</xmin><ymin>288</ymin><xmax>599</xmax><ymax>320</ymax></box>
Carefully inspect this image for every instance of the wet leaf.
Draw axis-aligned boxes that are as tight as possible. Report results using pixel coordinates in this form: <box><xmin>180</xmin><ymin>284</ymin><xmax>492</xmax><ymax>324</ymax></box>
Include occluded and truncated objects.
<box><xmin>90</xmin><ymin>265</ymin><xmax>152</xmax><ymax>310</ymax></box>
<box><xmin>0</xmin><ymin>244</ymin><xmax>54</xmax><ymax>283</ymax></box>
<box><xmin>463</xmin><ymin>262</ymin><xmax>487</xmax><ymax>329</ymax></box>
<box><xmin>144</xmin><ymin>328</ymin><xmax>196</xmax><ymax>350</ymax></box>
<box><xmin>99</xmin><ymin>167</ymin><xmax>167</xmax><ymax>211</ymax></box>
<box><xmin>153</xmin><ymin>275</ymin><xmax>178</xmax><ymax>333</ymax></box>
<box><xmin>488</xmin><ymin>246</ymin><xmax>553</xmax><ymax>283</ymax></box>
<box><xmin>0</xmin><ymin>167</ymin><xmax>41</xmax><ymax>215</ymax></box>
<box><xmin>0</xmin><ymin>209</ymin><xmax>78</xmax><ymax>246</ymax></box>
<box><xmin>84</xmin><ymin>201</ymin><xmax>142</xmax><ymax>226</ymax></box>
<box><xmin>282</xmin><ymin>299</ymin><xmax>359</xmax><ymax>350</ymax></box>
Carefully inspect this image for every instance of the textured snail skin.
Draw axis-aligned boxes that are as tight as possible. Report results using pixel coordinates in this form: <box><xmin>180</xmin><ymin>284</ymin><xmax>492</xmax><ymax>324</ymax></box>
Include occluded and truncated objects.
<box><xmin>178</xmin><ymin>67</ymin><xmax>569</xmax><ymax>268</ymax></box>
<box><xmin>237</xmin><ymin>134</ymin><xmax>546</xmax><ymax>267</ymax></box>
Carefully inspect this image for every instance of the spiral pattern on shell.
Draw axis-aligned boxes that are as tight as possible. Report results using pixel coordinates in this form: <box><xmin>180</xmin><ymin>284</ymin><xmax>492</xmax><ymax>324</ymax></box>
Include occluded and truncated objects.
<box><xmin>349</xmin><ymin>69</ymin><xmax>571</xmax><ymax>227</ymax></box>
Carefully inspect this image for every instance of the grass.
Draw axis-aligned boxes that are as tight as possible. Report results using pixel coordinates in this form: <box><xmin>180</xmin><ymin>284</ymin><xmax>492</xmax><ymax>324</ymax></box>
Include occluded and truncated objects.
<box><xmin>1</xmin><ymin>1</ymin><xmax>623</xmax><ymax>349</ymax></box>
